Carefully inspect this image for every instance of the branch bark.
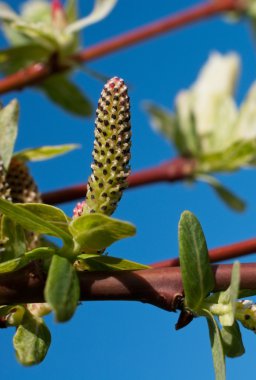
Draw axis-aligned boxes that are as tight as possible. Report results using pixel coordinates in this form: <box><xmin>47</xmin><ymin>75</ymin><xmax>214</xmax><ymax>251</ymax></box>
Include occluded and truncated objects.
<box><xmin>0</xmin><ymin>0</ymin><xmax>242</xmax><ymax>95</ymax></box>
<box><xmin>42</xmin><ymin>158</ymin><xmax>196</xmax><ymax>205</ymax></box>
<box><xmin>0</xmin><ymin>263</ymin><xmax>255</xmax><ymax>312</ymax></box>
<box><xmin>151</xmin><ymin>238</ymin><xmax>256</xmax><ymax>268</ymax></box>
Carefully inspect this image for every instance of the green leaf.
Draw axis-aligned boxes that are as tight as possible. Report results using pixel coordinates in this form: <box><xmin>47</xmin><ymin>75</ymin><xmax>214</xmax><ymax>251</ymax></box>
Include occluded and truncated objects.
<box><xmin>221</xmin><ymin>322</ymin><xmax>245</xmax><ymax>358</ymax></box>
<box><xmin>205</xmin><ymin>311</ymin><xmax>226</xmax><ymax>380</ymax></box>
<box><xmin>69</xmin><ymin>213</ymin><xmax>136</xmax><ymax>253</ymax></box>
<box><xmin>179</xmin><ymin>211</ymin><xmax>214</xmax><ymax>310</ymax></box>
<box><xmin>199</xmin><ymin>175</ymin><xmax>245</xmax><ymax>212</ymax></box>
<box><xmin>0</xmin><ymin>99</ymin><xmax>19</xmax><ymax>169</ymax></box>
<box><xmin>219</xmin><ymin>262</ymin><xmax>240</xmax><ymax>326</ymax></box>
<box><xmin>13</xmin><ymin>312</ymin><xmax>51</xmax><ymax>366</ymax></box>
<box><xmin>0</xmin><ymin>198</ymin><xmax>73</xmax><ymax>245</ymax></box>
<box><xmin>238</xmin><ymin>289</ymin><xmax>256</xmax><ymax>298</ymax></box>
<box><xmin>66</xmin><ymin>0</ymin><xmax>117</xmax><ymax>33</ymax></box>
<box><xmin>77</xmin><ymin>254</ymin><xmax>150</xmax><ymax>271</ymax></box>
<box><xmin>18</xmin><ymin>203</ymin><xmax>71</xmax><ymax>235</ymax></box>
<box><xmin>0</xmin><ymin>247</ymin><xmax>54</xmax><ymax>274</ymax></box>
<box><xmin>14</xmin><ymin>144</ymin><xmax>80</xmax><ymax>162</ymax></box>
<box><xmin>44</xmin><ymin>254</ymin><xmax>80</xmax><ymax>322</ymax></box>
<box><xmin>65</xmin><ymin>0</ymin><xmax>78</xmax><ymax>23</ymax></box>
<box><xmin>0</xmin><ymin>44</ymin><xmax>49</xmax><ymax>75</ymax></box>
<box><xmin>0</xmin><ymin>216</ymin><xmax>26</xmax><ymax>261</ymax></box>
<box><xmin>38</xmin><ymin>74</ymin><xmax>92</xmax><ymax>117</ymax></box>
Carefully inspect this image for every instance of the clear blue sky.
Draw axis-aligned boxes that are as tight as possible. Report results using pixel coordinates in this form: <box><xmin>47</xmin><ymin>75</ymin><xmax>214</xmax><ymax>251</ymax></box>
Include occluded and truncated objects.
<box><xmin>1</xmin><ymin>1</ymin><xmax>256</xmax><ymax>379</ymax></box>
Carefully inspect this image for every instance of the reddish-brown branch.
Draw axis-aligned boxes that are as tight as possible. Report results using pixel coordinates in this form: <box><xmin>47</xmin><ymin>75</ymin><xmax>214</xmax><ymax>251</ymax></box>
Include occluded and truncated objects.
<box><xmin>42</xmin><ymin>157</ymin><xmax>196</xmax><ymax>205</ymax></box>
<box><xmin>151</xmin><ymin>238</ymin><xmax>256</xmax><ymax>268</ymax></box>
<box><xmin>0</xmin><ymin>263</ymin><xmax>255</xmax><ymax>311</ymax></box>
<box><xmin>0</xmin><ymin>0</ymin><xmax>242</xmax><ymax>95</ymax></box>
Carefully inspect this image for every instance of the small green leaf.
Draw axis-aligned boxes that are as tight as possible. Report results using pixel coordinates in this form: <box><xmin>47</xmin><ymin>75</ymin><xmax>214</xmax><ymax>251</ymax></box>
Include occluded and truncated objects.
<box><xmin>0</xmin><ymin>44</ymin><xmax>49</xmax><ymax>75</ymax></box>
<box><xmin>38</xmin><ymin>74</ymin><xmax>92</xmax><ymax>116</ymax></box>
<box><xmin>78</xmin><ymin>254</ymin><xmax>150</xmax><ymax>271</ymax></box>
<box><xmin>221</xmin><ymin>322</ymin><xmax>245</xmax><ymax>358</ymax></box>
<box><xmin>66</xmin><ymin>0</ymin><xmax>117</xmax><ymax>33</ymax></box>
<box><xmin>205</xmin><ymin>311</ymin><xmax>226</xmax><ymax>380</ymax></box>
<box><xmin>69</xmin><ymin>213</ymin><xmax>136</xmax><ymax>252</ymax></box>
<box><xmin>238</xmin><ymin>289</ymin><xmax>256</xmax><ymax>298</ymax></box>
<box><xmin>44</xmin><ymin>255</ymin><xmax>80</xmax><ymax>322</ymax></box>
<box><xmin>65</xmin><ymin>0</ymin><xmax>78</xmax><ymax>23</ymax></box>
<box><xmin>219</xmin><ymin>262</ymin><xmax>240</xmax><ymax>326</ymax></box>
<box><xmin>179</xmin><ymin>211</ymin><xmax>214</xmax><ymax>310</ymax></box>
<box><xmin>0</xmin><ymin>199</ymin><xmax>73</xmax><ymax>245</ymax></box>
<box><xmin>1</xmin><ymin>216</ymin><xmax>26</xmax><ymax>261</ymax></box>
<box><xmin>199</xmin><ymin>175</ymin><xmax>246</xmax><ymax>212</ymax></box>
<box><xmin>0</xmin><ymin>99</ymin><xmax>19</xmax><ymax>169</ymax></box>
<box><xmin>13</xmin><ymin>312</ymin><xmax>51</xmax><ymax>366</ymax></box>
<box><xmin>0</xmin><ymin>247</ymin><xmax>54</xmax><ymax>274</ymax></box>
<box><xmin>18</xmin><ymin>203</ymin><xmax>71</xmax><ymax>235</ymax></box>
<box><xmin>14</xmin><ymin>144</ymin><xmax>80</xmax><ymax>162</ymax></box>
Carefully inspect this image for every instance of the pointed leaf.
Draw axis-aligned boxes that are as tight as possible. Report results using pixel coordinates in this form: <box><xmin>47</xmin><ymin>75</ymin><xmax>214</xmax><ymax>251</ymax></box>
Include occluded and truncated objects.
<box><xmin>13</xmin><ymin>312</ymin><xmax>51</xmax><ymax>366</ymax></box>
<box><xmin>14</xmin><ymin>144</ymin><xmax>80</xmax><ymax>162</ymax></box>
<box><xmin>219</xmin><ymin>262</ymin><xmax>240</xmax><ymax>326</ymax></box>
<box><xmin>221</xmin><ymin>322</ymin><xmax>245</xmax><ymax>358</ymax></box>
<box><xmin>18</xmin><ymin>203</ymin><xmax>71</xmax><ymax>235</ymax></box>
<box><xmin>205</xmin><ymin>311</ymin><xmax>226</xmax><ymax>380</ymax></box>
<box><xmin>0</xmin><ymin>198</ymin><xmax>73</xmax><ymax>245</ymax></box>
<box><xmin>78</xmin><ymin>254</ymin><xmax>149</xmax><ymax>271</ymax></box>
<box><xmin>65</xmin><ymin>0</ymin><xmax>78</xmax><ymax>22</ymax></box>
<box><xmin>199</xmin><ymin>175</ymin><xmax>245</xmax><ymax>212</ymax></box>
<box><xmin>0</xmin><ymin>99</ymin><xmax>19</xmax><ymax>169</ymax></box>
<box><xmin>45</xmin><ymin>255</ymin><xmax>80</xmax><ymax>322</ymax></box>
<box><xmin>38</xmin><ymin>74</ymin><xmax>92</xmax><ymax>116</ymax></box>
<box><xmin>66</xmin><ymin>0</ymin><xmax>117</xmax><ymax>33</ymax></box>
<box><xmin>179</xmin><ymin>211</ymin><xmax>214</xmax><ymax>310</ymax></box>
<box><xmin>69</xmin><ymin>213</ymin><xmax>136</xmax><ymax>252</ymax></box>
<box><xmin>0</xmin><ymin>247</ymin><xmax>54</xmax><ymax>274</ymax></box>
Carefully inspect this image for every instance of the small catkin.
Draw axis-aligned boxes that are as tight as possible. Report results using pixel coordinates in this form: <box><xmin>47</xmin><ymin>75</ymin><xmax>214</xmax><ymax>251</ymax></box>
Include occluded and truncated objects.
<box><xmin>82</xmin><ymin>77</ymin><xmax>131</xmax><ymax>216</ymax></box>
<box><xmin>235</xmin><ymin>300</ymin><xmax>256</xmax><ymax>333</ymax></box>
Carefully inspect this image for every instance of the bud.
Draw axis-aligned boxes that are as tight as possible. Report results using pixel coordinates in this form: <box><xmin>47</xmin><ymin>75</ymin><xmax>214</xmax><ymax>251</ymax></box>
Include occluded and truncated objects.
<box><xmin>82</xmin><ymin>77</ymin><xmax>131</xmax><ymax>216</ymax></box>
<box><xmin>235</xmin><ymin>300</ymin><xmax>256</xmax><ymax>332</ymax></box>
<box><xmin>0</xmin><ymin>157</ymin><xmax>11</xmax><ymax>202</ymax></box>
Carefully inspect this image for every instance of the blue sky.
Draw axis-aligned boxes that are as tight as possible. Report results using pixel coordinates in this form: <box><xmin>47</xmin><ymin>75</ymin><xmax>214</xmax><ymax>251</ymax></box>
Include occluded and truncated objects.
<box><xmin>1</xmin><ymin>0</ymin><xmax>256</xmax><ymax>379</ymax></box>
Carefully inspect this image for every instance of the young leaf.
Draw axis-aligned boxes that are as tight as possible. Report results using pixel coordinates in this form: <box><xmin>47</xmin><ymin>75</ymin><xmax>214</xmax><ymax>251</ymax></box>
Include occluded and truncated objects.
<box><xmin>219</xmin><ymin>262</ymin><xmax>240</xmax><ymax>326</ymax></box>
<box><xmin>221</xmin><ymin>322</ymin><xmax>245</xmax><ymax>358</ymax></box>
<box><xmin>179</xmin><ymin>211</ymin><xmax>214</xmax><ymax>310</ymax></box>
<box><xmin>14</xmin><ymin>144</ymin><xmax>80</xmax><ymax>162</ymax></box>
<box><xmin>77</xmin><ymin>254</ymin><xmax>150</xmax><ymax>271</ymax></box>
<box><xmin>0</xmin><ymin>247</ymin><xmax>54</xmax><ymax>274</ymax></box>
<box><xmin>44</xmin><ymin>255</ymin><xmax>80</xmax><ymax>322</ymax></box>
<box><xmin>18</xmin><ymin>203</ymin><xmax>71</xmax><ymax>235</ymax></box>
<box><xmin>199</xmin><ymin>175</ymin><xmax>246</xmax><ymax>212</ymax></box>
<box><xmin>69</xmin><ymin>213</ymin><xmax>136</xmax><ymax>252</ymax></box>
<box><xmin>13</xmin><ymin>312</ymin><xmax>51</xmax><ymax>366</ymax></box>
<box><xmin>205</xmin><ymin>311</ymin><xmax>226</xmax><ymax>380</ymax></box>
<box><xmin>65</xmin><ymin>0</ymin><xmax>78</xmax><ymax>23</ymax></box>
<box><xmin>1</xmin><ymin>216</ymin><xmax>26</xmax><ymax>261</ymax></box>
<box><xmin>0</xmin><ymin>99</ymin><xmax>19</xmax><ymax>169</ymax></box>
<box><xmin>0</xmin><ymin>199</ymin><xmax>73</xmax><ymax>245</ymax></box>
<box><xmin>66</xmin><ymin>0</ymin><xmax>117</xmax><ymax>33</ymax></box>
<box><xmin>38</xmin><ymin>74</ymin><xmax>92</xmax><ymax>117</ymax></box>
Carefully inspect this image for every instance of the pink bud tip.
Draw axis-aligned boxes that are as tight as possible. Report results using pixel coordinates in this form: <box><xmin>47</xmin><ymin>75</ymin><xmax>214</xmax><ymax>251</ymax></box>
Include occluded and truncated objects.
<box><xmin>73</xmin><ymin>201</ymin><xmax>85</xmax><ymax>218</ymax></box>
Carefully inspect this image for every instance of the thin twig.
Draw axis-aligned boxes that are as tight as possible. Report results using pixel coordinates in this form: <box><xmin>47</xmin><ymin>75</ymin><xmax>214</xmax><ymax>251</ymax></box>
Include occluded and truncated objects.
<box><xmin>0</xmin><ymin>0</ymin><xmax>242</xmax><ymax>95</ymax></box>
<box><xmin>0</xmin><ymin>263</ymin><xmax>255</xmax><ymax>311</ymax></box>
<box><xmin>42</xmin><ymin>157</ymin><xmax>196</xmax><ymax>205</ymax></box>
<box><xmin>151</xmin><ymin>238</ymin><xmax>256</xmax><ymax>268</ymax></box>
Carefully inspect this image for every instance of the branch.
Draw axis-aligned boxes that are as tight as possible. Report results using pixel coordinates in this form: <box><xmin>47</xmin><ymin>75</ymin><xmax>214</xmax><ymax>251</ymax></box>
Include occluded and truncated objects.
<box><xmin>0</xmin><ymin>263</ymin><xmax>255</xmax><ymax>312</ymax></box>
<box><xmin>42</xmin><ymin>157</ymin><xmax>196</xmax><ymax>205</ymax></box>
<box><xmin>0</xmin><ymin>0</ymin><xmax>242</xmax><ymax>95</ymax></box>
<box><xmin>151</xmin><ymin>238</ymin><xmax>256</xmax><ymax>268</ymax></box>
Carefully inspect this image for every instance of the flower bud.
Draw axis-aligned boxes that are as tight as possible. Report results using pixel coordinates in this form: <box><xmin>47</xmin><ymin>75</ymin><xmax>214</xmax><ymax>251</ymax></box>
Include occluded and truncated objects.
<box><xmin>235</xmin><ymin>300</ymin><xmax>256</xmax><ymax>332</ymax></box>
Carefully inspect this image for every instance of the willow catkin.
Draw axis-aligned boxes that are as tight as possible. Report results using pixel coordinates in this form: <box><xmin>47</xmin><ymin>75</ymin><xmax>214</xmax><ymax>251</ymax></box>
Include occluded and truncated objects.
<box><xmin>78</xmin><ymin>77</ymin><xmax>131</xmax><ymax>217</ymax></box>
